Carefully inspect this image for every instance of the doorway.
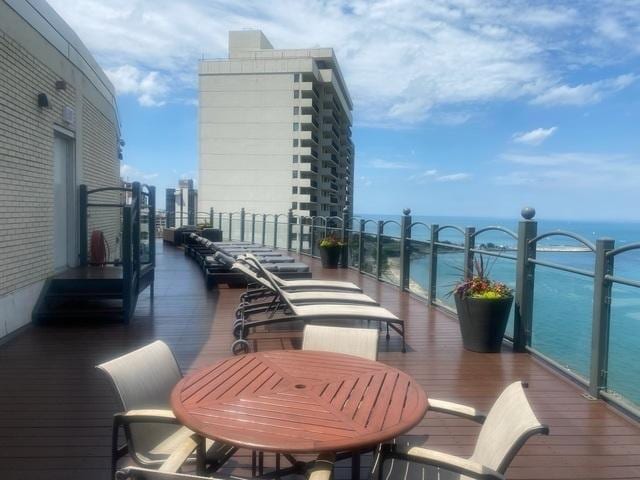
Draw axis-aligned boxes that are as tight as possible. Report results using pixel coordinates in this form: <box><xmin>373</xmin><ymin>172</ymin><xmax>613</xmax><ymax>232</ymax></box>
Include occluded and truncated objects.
<box><xmin>53</xmin><ymin>132</ymin><xmax>76</xmax><ymax>271</ymax></box>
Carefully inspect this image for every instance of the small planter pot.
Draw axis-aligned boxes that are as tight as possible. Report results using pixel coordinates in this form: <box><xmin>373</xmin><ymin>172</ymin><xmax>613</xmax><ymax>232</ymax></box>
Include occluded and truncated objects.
<box><xmin>319</xmin><ymin>246</ymin><xmax>341</xmax><ymax>268</ymax></box>
<box><xmin>454</xmin><ymin>293</ymin><xmax>513</xmax><ymax>353</ymax></box>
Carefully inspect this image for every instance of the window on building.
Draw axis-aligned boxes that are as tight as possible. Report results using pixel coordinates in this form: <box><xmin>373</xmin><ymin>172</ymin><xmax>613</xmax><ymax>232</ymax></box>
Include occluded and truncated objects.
<box><xmin>292</xmin><ymin>155</ymin><xmax>299</xmax><ymax>163</ymax></box>
<box><xmin>292</xmin><ymin>171</ymin><xmax>298</xmax><ymax>178</ymax></box>
<box><xmin>292</xmin><ymin>187</ymin><xmax>298</xmax><ymax>194</ymax></box>
<box><xmin>294</xmin><ymin>90</ymin><xmax>300</xmax><ymax>99</ymax></box>
<box><xmin>293</xmin><ymin>123</ymin><xmax>299</xmax><ymax>131</ymax></box>
<box><xmin>293</xmin><ymin>106</ymin><xmax>299</xmax><ymax>115</ymax></box>
<box><xmin>293</xmin><ymin>139</ymin><xmax>299</xmax><ymax>147</ymax></box>
<box><xmin>294</xmin><ymin>73</ymin><xmax>300</xmax><ymax>82</ymax></box>
<box><xmin>292</xmin><ymin>202</ymin><xmax>298</xmax><ymax>209</ymax></box>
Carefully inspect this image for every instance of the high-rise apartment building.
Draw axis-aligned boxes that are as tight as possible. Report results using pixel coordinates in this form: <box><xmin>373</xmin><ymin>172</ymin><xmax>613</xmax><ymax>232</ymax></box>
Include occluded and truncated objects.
<box><xmin>198</xmin><ymin>30</ymin><xmax>354</xmax><ymax>219</ymax></box>
<box><xmin>166</xmin><ymin>179</ymin><xmax>198</xmax><ymax>227</ymax></box>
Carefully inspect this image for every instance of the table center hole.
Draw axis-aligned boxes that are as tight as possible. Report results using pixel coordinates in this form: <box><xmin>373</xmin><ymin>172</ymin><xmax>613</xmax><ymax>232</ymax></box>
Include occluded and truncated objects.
<box><xmin>295</xmin><ymin>384</ymin><xmax>306</xmax><ymax>389</ymax></box>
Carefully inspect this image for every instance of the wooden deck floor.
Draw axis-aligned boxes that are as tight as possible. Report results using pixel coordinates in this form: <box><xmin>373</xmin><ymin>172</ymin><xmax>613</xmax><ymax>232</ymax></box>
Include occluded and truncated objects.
<box><xmin>1</xmin><ymin>241</ymin><xmax>639</xmax><ymax>479</ymax></box>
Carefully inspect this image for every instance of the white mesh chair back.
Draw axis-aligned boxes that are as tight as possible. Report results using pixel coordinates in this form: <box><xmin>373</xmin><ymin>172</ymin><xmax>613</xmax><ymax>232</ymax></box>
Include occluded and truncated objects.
<box><xmin>471</xmin><ymin>381</ymin><xmax>548</xmax><ymax>473</ymax></box>
<box><xmin>98</xmin><ymin>340</ymin><xmax>181</xmax><ymax>411</ymax></box>
<box><xmin>98</xmin><ymin>341</ymin><xmax>183</xmax><ymax>461</ymax></box>
<box><xmin>302</xmin><ymin>325</ymin><xmax>378</xmax><ymax>361</ymax></box>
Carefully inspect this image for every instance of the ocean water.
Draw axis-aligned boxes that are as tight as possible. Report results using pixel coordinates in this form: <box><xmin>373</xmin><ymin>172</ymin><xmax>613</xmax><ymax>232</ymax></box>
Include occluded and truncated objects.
<box><xmin>355</xmin><ymin>214</ymin><xmax>640</xmax><ymax>408</ymax></box>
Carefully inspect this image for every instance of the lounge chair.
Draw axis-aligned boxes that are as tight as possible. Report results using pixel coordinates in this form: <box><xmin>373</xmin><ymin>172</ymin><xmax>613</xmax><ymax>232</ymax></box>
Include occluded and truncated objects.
<box><xmin>302</xmin><ymin>324</ymin><xmax>379</xmax><ymax>361</ymax></box>
<box><xmin>232</xmin><ymin>272</ymin><xmax>405</xmax><ymax>354</ymax></box>
<box><xmin>373</xmin><ymin>381</ymin><xmax>549</xmax><ymax>480</ymax></box>
<box><xmin>230</xmin><ymin>261</ymin><xmax>378</xmax><ymax>318</ymax></box>
<box><xmin>97</xmin><ymin>341</ymin><xmax>237</xmax><ymax>478</ymax></box>
<box><xmin>242</xmin><ymin>252</ymin><xmax>362</xmax><ymax>292</ymax></box>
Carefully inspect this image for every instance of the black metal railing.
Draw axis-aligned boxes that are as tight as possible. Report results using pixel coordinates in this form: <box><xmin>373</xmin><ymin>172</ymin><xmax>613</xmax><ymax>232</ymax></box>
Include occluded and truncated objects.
<box><xmin>203</xmin><ymin>206</ymin><xmax>640</xmax><ymax>419</ymax></box>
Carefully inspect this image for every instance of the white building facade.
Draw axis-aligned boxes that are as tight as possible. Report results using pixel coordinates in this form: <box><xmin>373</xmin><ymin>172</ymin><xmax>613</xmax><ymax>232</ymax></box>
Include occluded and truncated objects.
<box><xmin>198</xmin><ymin>30</ymin><xmax>354</xmax><ymax>219</ymax></box>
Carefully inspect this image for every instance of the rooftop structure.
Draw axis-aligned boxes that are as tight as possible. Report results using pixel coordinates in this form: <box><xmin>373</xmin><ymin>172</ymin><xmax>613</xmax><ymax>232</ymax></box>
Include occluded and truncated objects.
<box><xmin>0</xmin><ymin>0</ymin><xmax>122</xmax><ymax>340</ymax></box>
<box><xmin>198</xmin><ymin>30</ymin><xmax>354</xmax><ymax>218</ymax></box>
<box><xmin>166</xmin><ymin>179</ymin><xmax>198</xmax><ymax>228</ymax></box>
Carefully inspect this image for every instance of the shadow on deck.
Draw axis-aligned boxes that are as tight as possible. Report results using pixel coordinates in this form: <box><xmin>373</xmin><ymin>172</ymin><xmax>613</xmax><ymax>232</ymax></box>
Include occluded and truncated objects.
<box><xmin>0</xmin><ymin>241</ymin><xmax>638</xmax><ymax>479</ymax></box>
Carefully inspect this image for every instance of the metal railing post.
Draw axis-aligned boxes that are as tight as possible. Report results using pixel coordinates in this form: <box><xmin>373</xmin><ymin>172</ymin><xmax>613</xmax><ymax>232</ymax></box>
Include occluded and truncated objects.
<box><xmin>310</xmin><ymin>219</ymin><xmax>316</xmax><ymax>256</ymax></box>
<box><xmin>463</xmin><ymin>227</ymin><xmax>476</xmax><ymax>280</ymax></box>
<box><xmin>376</xmin><ymin>220</ymin><xmax>384</xmax><ymax>279</ymax></box>
<box><xmin>251</xmin><ymin>214</ymin><xmax>256</xmax><ymax>244</ymax></box>
<box><xmin>273</xmin><ymin>215</ymin><xmax>279</xmax><ymax>248</ymax></box>
<box><xmin>228</xmin><ymin>213</ymin><xmax>233</xmax><ymax>241</ymax></box>
<box><xmin>399</xmin><ymin>208</ymin><xmax>411</xmax><ymax>291</ymax></box>
<box><xmin>239</xmin><ymin>208</ymin><xmax>245</xmax><ymax>241</ymax></box>
<box><xmin>209</xmin><ymin>207</ymin><xmax>213</xmax><ymax>228</ymax></box>
<box><xmin>297</xmin><ymin>216</ymin><xmax>304</xmax><ymax>253</ymax></box>
<box><xmin>79</xmin><ymin>184</ymin><xmax>88</xmax><ymax>266</ymax></box>
<box><xmin>261</xmin><ymin>214</ymin><xmax>267</xmax><ymax>246</ymax></box>
<box><xmin>589</xmin><ymin>238</ymin><xmax>615</xmax><ymax>397</ymax></box>
<box><xmin>149</xmin><ymin>186</ymin><xmax>156</xmax><ymax>268</ymax></box>
<box><xmin>287</xmin><ymin>209</ymin><xmax>293</xmax><ymax>251</ymax></box>
<box><xmin>514</xmin><ymin>207</ymin><xmax>537</xmax><ymax>352</ymax></box>
<box><xmin>218</xmin><ymin>212</ymin><xmax>222</xmax><ymax>230</ymax></box>
<box><xmin>340</xmin><ymin>207</ymin><xmax>349</xmax><ymax>268</ymax></box>
<box><xmin>358</xmin><ymin>219</ymin><xmax>365</xmax><ymax>272</ymax></box>
<box><xmin>428</xmin><ymin>224</ymin><xmax>439</xmax><ymax>304</ymax></box>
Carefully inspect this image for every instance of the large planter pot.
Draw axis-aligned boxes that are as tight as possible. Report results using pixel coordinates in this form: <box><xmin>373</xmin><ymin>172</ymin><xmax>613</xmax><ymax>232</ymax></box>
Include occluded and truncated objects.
<box><xmin>454</xmin><ymin>293</ymin><xmax>513</xmax><ymax>353</ymax></box>
<box><xmin>319</xmin><ymin>246</ymin><xmax>341</xmax><ymax>268</ymax></box>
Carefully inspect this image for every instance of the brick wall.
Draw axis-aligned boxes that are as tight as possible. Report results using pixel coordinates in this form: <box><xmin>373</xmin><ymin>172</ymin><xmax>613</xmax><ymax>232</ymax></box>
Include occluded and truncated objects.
<box><xmin>0</xmin><ymin>29</ymin><xmax>119</xmax><ymax>296</ymax></box>
<box><xmin>82</xmin><ymin>98</ymin><xmax>121</xmax><ymax>262</ymax></box>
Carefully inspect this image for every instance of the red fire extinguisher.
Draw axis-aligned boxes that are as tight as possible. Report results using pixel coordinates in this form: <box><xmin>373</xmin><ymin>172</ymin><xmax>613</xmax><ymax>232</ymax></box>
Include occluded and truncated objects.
<box><xmin>89</xmin><ymin>230</ymin><xmax>109</xmax><ymax>267</ymax></box>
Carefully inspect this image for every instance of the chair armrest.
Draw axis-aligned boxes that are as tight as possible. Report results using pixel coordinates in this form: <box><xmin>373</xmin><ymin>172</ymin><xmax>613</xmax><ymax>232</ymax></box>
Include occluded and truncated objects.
<box><xmin>116</xmin><ymin>409</ymin><xmax>181</xmax><ymax>425</ymax></box>
<box><xmin>380</xmin><ymin>444</ymin><xmax>504</xmax><ymax>480</ymax></box>
<box><xmin>307</xmin><ymin>453</ymin><xmax>335</xmax><ymax>480</ymax></box>
<box><xmin>428</xmin><ymin>398</ymin><xmax>486</xmax><ymax>423</ymax></box>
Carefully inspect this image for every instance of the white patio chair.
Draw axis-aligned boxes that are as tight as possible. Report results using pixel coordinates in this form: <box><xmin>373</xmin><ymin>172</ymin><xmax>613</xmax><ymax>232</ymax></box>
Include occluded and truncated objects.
<box><xmin>116</xmin><ymin>451</ymin><xmax>336</xmax><ymax>480</ymax></box>
<box><xmin>373</xmin><ymin>381</ymin><xmax>549</xmax><ymax>480</ymax></box>
<box><xmin>97</xmin><ymin>341</ymin><xmax>236</xmax><ymax>479</ymax></box>
<box><xmin>302</xmin><ymin>324</ymin><xmax>379</xmax><ymax>361</ymax></box>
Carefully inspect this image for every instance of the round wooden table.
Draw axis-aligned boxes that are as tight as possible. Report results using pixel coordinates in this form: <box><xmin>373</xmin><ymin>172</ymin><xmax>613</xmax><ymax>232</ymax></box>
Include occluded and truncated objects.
<box><xmin>171</xmin><ymin>350</ymin><xmax>428</xmax><ymax>454</ymax></box>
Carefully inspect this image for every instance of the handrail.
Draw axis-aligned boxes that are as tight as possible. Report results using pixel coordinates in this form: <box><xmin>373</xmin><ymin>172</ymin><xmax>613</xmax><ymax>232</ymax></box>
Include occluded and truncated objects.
<box><xmin>529</xmin><ymin>231</ymin><xmax>596</xmax><ymax>252</ymax></box>
<box><xmin>408</xmin><ymin>221</ymin><xmax>431</xmax><ymax>232</ymax></box>
<box><xmin>87</xmin><ymin>186</ymin><xmax>130</xmax><ymax>195</ymax></box>
<box><xmin>471</xmin><ymin>226</ymin><xmax>518</xmax><ymax>240</ymax></box>
<box><xmin>435</xmin><ymin>224</ymin><xmax>465</xmax><ymax>235</ymax></box>
<box><xmin>607</xmin><ymin>242</ymin><xmax>640</xmax><ymax>257</ymax></box>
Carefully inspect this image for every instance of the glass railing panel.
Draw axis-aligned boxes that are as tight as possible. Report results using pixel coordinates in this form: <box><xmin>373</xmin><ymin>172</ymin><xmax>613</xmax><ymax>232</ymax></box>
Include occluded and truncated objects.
<box><xmin>264</xmin><ymin>221</ymin><xmax>275</xmax><ymax>247</ymax></box>
<box><xmin>434</xmin><ymin>249</ymin><xmax>464</xmax><ymax>308</ymax></box>
<box><xmin>139</xmin><ymin>203</ymin><xmax>151</xmax><ymax>264</ymax></box>
<box><xmin>530</xmin><ymin>257</ymin><xmax>594</xmax><ymax>381</ymax></box>
<box><xmin>408</xmin><ymin>239</ymin><xmax>430</xmax><ymax>298</ymax></box>
<box><xmin>379</xmin><ymin>235</ymin><xmax>401</xmax><ymax>286</ymax></box>
<box><xmin>360</xmin><ymin>233</ymin><xmax>378</xmax><ymax>276</ymax></box>
<box><xmin>348</xmin><ymin>231</ymin><xmax>359</xmax><ymax>268</ymax></box>
<box><xmin>276</xmin><ymin>220</ymin><xmax>289</xmax><ymax>249</ymax></box>
<box><xmin>230</xmin><ymin>218</ymin><xmax>241</xmax><ymax>241</ymax></box>
<box><xmin>606</xmin><ymin>249</ymin><xmax>640</xmax><ymax>408</ymax></box>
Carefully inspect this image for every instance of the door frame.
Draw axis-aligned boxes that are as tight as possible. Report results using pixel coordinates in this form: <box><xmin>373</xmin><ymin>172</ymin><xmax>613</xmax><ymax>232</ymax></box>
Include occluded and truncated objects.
<box><xmin>53</xmin><ymin>127</ymin><xmax>78</xmax><ymax>270</ymax></box>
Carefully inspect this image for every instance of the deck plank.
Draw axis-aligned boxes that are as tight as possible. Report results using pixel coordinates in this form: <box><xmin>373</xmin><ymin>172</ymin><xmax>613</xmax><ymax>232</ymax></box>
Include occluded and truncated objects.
<box><xmin>0</xmin><ymin>241</ymin><xmax>638</xmax><ymax>479</ymax></box>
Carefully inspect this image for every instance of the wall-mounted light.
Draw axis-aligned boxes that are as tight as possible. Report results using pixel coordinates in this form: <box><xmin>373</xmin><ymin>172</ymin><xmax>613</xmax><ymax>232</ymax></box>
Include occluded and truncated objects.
<box><xmin>55</xmin><ymin>80</ymin><xmax>67</xmax><ymax>90</ymax></box>
<box><xmin>37</xmin><ymin>93</ymin><xmax>49</xmax><ymax>108</ymax></box>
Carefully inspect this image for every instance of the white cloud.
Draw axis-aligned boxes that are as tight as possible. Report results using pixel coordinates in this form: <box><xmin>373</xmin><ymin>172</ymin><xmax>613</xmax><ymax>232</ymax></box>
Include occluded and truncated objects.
<box><xmin>410</xmin><ymin>169</ymin><xmax>470</xmax><ymax>183</ymax></box>
<box><xmin>105</xmin><ymin>65</ymin><xmax>169</xmax><ymax>106</ymax></box>
<box><xmin>48</xmin><ymin>0</ymin><xmax>640</xmax><ymax>124</ymax></box>
<box><xmin>497</xmin><ymin>151</ymin><xmax>640</xmax><ymax>188</ymax></box>
<box><xmin>436</xmin><ymin>173</ymin><xmax>472</xmax><ymax>182</ymax></box>
<box><xmin>358</xmin><ymin>176</ymin><xmax>372</xmax><ymax>187</ymax></box>
<box><xmin>369</xmin><ymin>158</ymin><xmax>415</xmax><ymax>169</ymax></box>
<box><xmin>512</xmin><ymin>127</ymin><xmax>558</xmax><ymax>146</ymax></box>
<box><xmin>531</xmin><ymin>74</ymin><xmax>637</xmax><ymax>106</ymax></box>
<box><xmin>120</xmin><ymin>163</ymin><xmax>159</xmax><ymax>181</ymax></box>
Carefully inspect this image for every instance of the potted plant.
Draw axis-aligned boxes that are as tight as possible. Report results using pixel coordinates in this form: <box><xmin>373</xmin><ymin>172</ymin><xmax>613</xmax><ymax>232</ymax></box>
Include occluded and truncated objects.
<box><xmin>319</xmin><ymin>235</ymin><xmax>344</xmax><ymax>268</ymax></box>
<box><xmin>452</xmin><ymin>257</ymin><xmax>513</xmax><ymax>353</ymax></box>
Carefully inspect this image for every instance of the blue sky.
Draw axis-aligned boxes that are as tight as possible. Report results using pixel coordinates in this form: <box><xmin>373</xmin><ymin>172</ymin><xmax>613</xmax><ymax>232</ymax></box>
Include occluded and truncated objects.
<box><xmin>50</xmin><ymin>0</ymin><xmax>640</xmax><ymax>220</ymax></box>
